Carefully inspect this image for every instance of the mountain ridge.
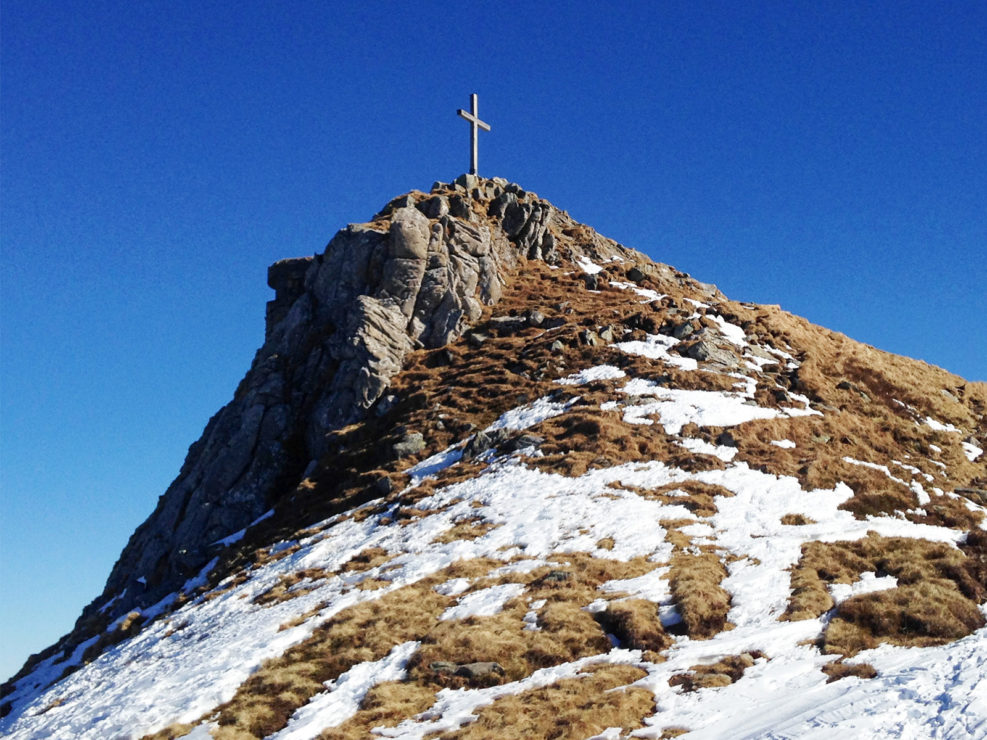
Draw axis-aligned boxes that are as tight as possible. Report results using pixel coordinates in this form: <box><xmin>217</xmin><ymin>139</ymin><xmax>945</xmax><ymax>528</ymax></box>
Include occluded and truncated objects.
<box><xmin>3</xmin><ymin>176</ymin><xmax>985</xmax><ymax>739</ymax></box>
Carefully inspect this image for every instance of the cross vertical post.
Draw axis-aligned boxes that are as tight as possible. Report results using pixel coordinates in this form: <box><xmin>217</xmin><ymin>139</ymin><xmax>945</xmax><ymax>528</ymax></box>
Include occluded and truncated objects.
<box><xmin>457</xmin><ymin>93</ymin><xmax>491</xmax><ymax>176</ymax></box>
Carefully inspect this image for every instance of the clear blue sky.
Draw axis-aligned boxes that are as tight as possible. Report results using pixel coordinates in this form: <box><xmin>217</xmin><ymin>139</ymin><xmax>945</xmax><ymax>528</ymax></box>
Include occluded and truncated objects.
<box><xmin>2</xmin><ymin>1</ymin><xmax>984</xmax><ymax>681</ymax></box>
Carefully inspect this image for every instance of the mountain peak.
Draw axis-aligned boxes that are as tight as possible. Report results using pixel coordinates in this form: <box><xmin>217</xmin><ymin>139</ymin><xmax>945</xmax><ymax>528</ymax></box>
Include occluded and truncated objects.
<box><xmin>3</xmin><ymin>178</ymin><xmax>985</xmax><ymax>739</ymax></box>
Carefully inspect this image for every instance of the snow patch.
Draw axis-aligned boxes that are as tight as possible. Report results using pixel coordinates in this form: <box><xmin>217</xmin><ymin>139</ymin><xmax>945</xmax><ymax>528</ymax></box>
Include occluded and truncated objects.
<box><xmin>487</xmin><ymin>395</ymin><xmax>577</xmax><ymax>432</ymax></box>
<box><xmin>613</xmin><ymin>333</ymin><xmax>698</xmax><ymax>371</ymax></box>
<box><xmin>523</xmin><ymin>599</ymin><xmax>546</xmax><ymax>631</ymax></box>
<box><xmin>620</xmin><ymin>382</ymin><xmax>819</xmax><ymax>434</ymax></box>
<box><xmin>406</xmin><ymin>447</ymin><xmax>464</xmax><ymax>485</ymax></box>
<box><xmin>433</xmin><ymin>578</ymin><xmax>471</xmax><ymax>597</ymax></box>
<box><xmin>829</xmin><ymin>572</ymin><xmax>899</xmax><ymax>605</ymax></box>
<box><xmin>610</xmin><ymin>280</ymin><xmax>665</xmax><ymax>302</ymax></box>
<box><xmin>556</xmin><ymin>365</ymin><xmax>627</xmax><ymax>386</ymax></box>
<box><xmin>268</xmin><ymin>641</ymin><xmax>419</xmax><ymax>740</ymax></box>
<box><xmin>708</xmin><ymin>314</ymin><xmax>747</xmax><ymax>347</ymax></box>
<box><xmin>600</xmin><ymin>567</ymin><xmax>670</xmax><ymax>603</ymax></box>
<box><xmin>575</xmin><ymin>256</ymin><xmax>603</xmax><ymax>274</ymax></box>
<box><xmin>925</xmin><ymin>416</ymin><xmax>961</xmax><ymax>433</ymax></box>
<box><xmin>963</xmin><ymin>441</ymin><xmax>983</xmax><ymax>462</ymax></box>
<box><xmin>678</xmin><ymin>437</ymin><xmax>738</xmax><ymax>462</ymax></box>
<box><xmin>440</xmin><ymin>583</ymin><xmax>526</xmax><ymax>621</ymax></box>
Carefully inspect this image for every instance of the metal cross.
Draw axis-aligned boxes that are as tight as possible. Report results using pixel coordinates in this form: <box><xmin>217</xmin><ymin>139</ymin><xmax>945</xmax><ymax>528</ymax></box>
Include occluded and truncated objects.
<box><xmin>457</xmin><ymin>93</ymin><xmax>491</xmax><ymax>176</ymax></box>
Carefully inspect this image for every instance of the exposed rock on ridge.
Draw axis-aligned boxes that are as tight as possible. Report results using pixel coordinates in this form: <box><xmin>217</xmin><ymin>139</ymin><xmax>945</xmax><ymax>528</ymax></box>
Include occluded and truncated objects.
<box><xmin>79</xmin><ymin>174</ymin><xmax>641</xmax><ymax>635</ymax></box>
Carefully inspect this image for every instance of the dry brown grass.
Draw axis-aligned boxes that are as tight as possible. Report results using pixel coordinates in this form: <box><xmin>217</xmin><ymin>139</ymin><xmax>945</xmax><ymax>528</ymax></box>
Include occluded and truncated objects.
<box><xmin>782</xmin><ymin>532</ymin><xmax>987</xmax><ymax>656</ymax></box>
<box><xmin>526</xmin><ymin>410</ymin><xmax>723</xmax><ymax>478</ymax></box>
<box><xmin>207</xmin><ymin>561</ymin><xmax>498</xmax><ymax>739</ymax></box>
<box><xmin>430</xmin><ymin>518</ymin><xmax>499</xmax><ymax>544</ymax></box>
<box><xmin>781</xmin><ymin>513</ymin><xmax>816</xmax><ymax>526</ymax></box>
<box><xmin>744</xmin><ymin>301</ymin><xmax>980</xmax><ymax>417</ymax></box>
<box><xmin>910</xmin><ymin>491</ymin><xmax>985</xmax><ymax>531</ymax></box>
<box><xmin>317</xmin><ymin>681</ymin><xmax>437</xmax><ymax>739</ymax></box>
<box><xmin>661</xmin><ymin>519</ymin><xmax>698</xmax><ymax>550</ymax></box>
<box><xmin>338</xmin><ymin>547</ymin><xmax>392</xmax><ymax>573</ymax></box>
<box><xmin>432</xmin><ymin>663</ymin><xmax>653</xmax><ymax>740</ymax></box>
<box><xmin>821</xmin><ymin>660</ymin><xmax>877</xmax><ymax>683</ymax></box>
<box><xmin>413</xmin><ymin>598</ymin><xmax>610</xmax><ymax>687</ymax></box>
<box><xmin>596</xmin><ymin>599</ymin><xmax>672</xmax><ymax>653</ymax></box>
<box><xmin>408</xmin><ymin>554</ymin><xmax>658</xmax><ymax>689</ymax></box>
<box><xmin>668</xmin><ymin>552</ymin><xmax>732</xmax><ymax>639</ymax></box>
<box><xmin>621</xmin><ymin>480</ymin><xmax>734</xmax><ymax>518</ymax></box>
<box><xmin>824</xmin><ymin>581</ymin><xmax>984</xmax><ymax>655</ymax></box>
<box><xmin>140</xmin><ymin>722</ymin><xmax>198</xmax><ymax>740</ymax></box>
<box><xmin>726</xmin><ymin>413</ymin><xmax>934</xmax><ymax>520</ymax></box>
<box><xmin>252</xmin><ymin>568</ymin><xmax>331</xmax><ymax>607</ymax></box>
<box><xmin>784</xmin><ymin>533</ymin><xmax>986</xmax><ymax>623</ymax></box>
<box><xmin>161</xmin><ymin>552</ymin><xmax>661</xmax><ymax>739</ymax></box>
<box><xmin>668</xmin><ymin>651</ymin><xmax>765</xmax><ymax>692</ymax></box>
<box><xmin>710</xmin><ymin>303</ymin><xmax>986</xmax><ymax>528</ymax></box>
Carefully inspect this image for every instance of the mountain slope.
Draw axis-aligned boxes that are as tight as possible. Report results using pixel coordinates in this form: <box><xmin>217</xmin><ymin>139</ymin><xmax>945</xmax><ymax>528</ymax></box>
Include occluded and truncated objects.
<box><xmin>3</xmin><ymin>176</ymin><xmax>985</xmax><ymax>739</ymax></box>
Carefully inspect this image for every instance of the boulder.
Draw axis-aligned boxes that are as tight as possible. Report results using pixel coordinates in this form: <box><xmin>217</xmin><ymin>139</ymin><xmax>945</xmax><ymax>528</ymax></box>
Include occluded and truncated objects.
<box><xmin>463</xmin><ymin>427</ymin><xmax>513</xmax><ymax>459</ymax></box>
<box><xmin>683</xmin><ymin>339</ymin><xmax>739</xmax><ymax>367</ymax></box>
<box><xmin>524</xmin><ymin>309</ymin><xmax>545</xmax><ymax>327</ymax></box>
<box><xmin>627</xmin><ymin>266</ymin><xmax>649</xmax><ymax>283</ymax></box>
<box><xmin>391</xmin><ymin>432</ymin><xmax>425</xmax><ymax>459</ymax></box>
<box><xmin>487</xmin><ymin>315</ymin><xmax>525</xmax><ymax>335</ymax></box>
<box><xmin>579</xmin><ymin>329</ymin><xmax>600</xmax><ymax>346</ymax></box>
<box><xmin>417</xmin><ymin>195</ymin><xmax>449</xmax><ymax>219</ymax></box>
<box><xmin>467</xmin><ymin>332</ymin><xmax>488</xmax><ymax>349</ymax></box>
<box><xmin>429</xmin><ymin>661</ymin><xmax>458</xmax><ymax>673</ymax></box>
<box><xmin>502</xmin><ymin>433</ymin><xmax>545</xmax><ymax>454</ymax></box>
<box><xmin>454</xmin><ymin>173</ymin><xmax>480</xmax><ymax>191</ymax></box>
<box><xmin>455</xmin><ymin>662</ymin><xmax>505</xmax><ymax>679</ymax></box>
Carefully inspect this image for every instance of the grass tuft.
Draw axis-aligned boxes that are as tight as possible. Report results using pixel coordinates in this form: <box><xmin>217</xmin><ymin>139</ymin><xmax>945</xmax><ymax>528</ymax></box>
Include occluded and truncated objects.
<box><xmin>668</xmin><ymin>651</ymin><xmax>765</xmax><ymax>692</ymax></box>
<box><xmin>821</xmin><ymin>660</ymin><xmax>877</xmax><ymax>683</ymax></box>
<box><xmin>435</xmin><ymin>663</ymin><xmax>653</xmax><ymax>739</ymax></box>
<box><xmin>668</xmin><ymin>552</ymin><xmax>732</xmax><ymax>639</ymax></box>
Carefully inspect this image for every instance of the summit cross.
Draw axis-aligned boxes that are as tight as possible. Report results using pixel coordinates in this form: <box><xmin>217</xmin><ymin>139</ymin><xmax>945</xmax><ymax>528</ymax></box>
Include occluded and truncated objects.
<box><xmin>457</xmin><ymin>93</ymin><xmax>491</xmax><ymax>176</ymax></box>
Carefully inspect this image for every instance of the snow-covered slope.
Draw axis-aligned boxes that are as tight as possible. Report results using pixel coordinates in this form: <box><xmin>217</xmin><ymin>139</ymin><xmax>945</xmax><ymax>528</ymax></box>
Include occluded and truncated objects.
<box><xmin>3</xmin><ymin>180</ymin><xmax>985</xmax><ymax>739</ymax></box>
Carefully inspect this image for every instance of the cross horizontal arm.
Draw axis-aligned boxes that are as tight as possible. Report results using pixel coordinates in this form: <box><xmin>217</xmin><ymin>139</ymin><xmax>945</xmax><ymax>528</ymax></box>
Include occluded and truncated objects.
<box><xmin>458</xmin><ymin>109</ymin><xmax>491</xmax><ymax>131</ymax></box>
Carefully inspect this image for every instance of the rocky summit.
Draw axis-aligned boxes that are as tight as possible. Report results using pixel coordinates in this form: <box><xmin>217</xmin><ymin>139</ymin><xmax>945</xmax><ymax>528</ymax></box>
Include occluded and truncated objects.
<box><xmin>2</xmin><ymin>175</ymin><xmax>986</xmax><ymax>739</ymax></box>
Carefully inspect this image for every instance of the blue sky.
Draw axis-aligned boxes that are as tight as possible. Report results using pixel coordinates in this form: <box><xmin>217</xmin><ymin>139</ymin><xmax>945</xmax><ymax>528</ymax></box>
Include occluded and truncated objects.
<box><xmin>1</xmin><ymin>1</ymin><xmax>984</xmax><ymax>680</ymax></box>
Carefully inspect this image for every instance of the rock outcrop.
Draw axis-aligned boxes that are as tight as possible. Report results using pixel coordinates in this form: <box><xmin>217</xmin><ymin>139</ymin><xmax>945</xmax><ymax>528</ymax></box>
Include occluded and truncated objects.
<box><xmin>80</xmin><ymin>175</ymin><xmax>638</xmax><ymax>630</ymax></box>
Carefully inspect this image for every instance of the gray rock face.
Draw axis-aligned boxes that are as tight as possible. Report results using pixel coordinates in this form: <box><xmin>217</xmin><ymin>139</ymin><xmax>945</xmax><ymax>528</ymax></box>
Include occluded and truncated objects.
<box><xmin>429</xmin><ymin>660</ymin><xmax>506</xmax><ymax>680</ymax></box>
<box><xmin>463</xmin><ymin>427</ymin><xmax>514</xmax><ymax>459</ymax></box>
<box><xmin>390</xmin><ymin>431</ymin><xmax>426</xmax><ymax>459</ymax></box>
<box><xmin>77</xmin><ymin>176</ymin><xmax>640</xmax><ymax>639</ymax></box>
<box><xmin>682</xmin><ymin>338</ymin><xmax>739</xmax><ymax>368</ymax></box>
<box><xmin>454</xmin><ymin>662</ymin><xmax>505</xmax><ymax>680</ymax></box>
